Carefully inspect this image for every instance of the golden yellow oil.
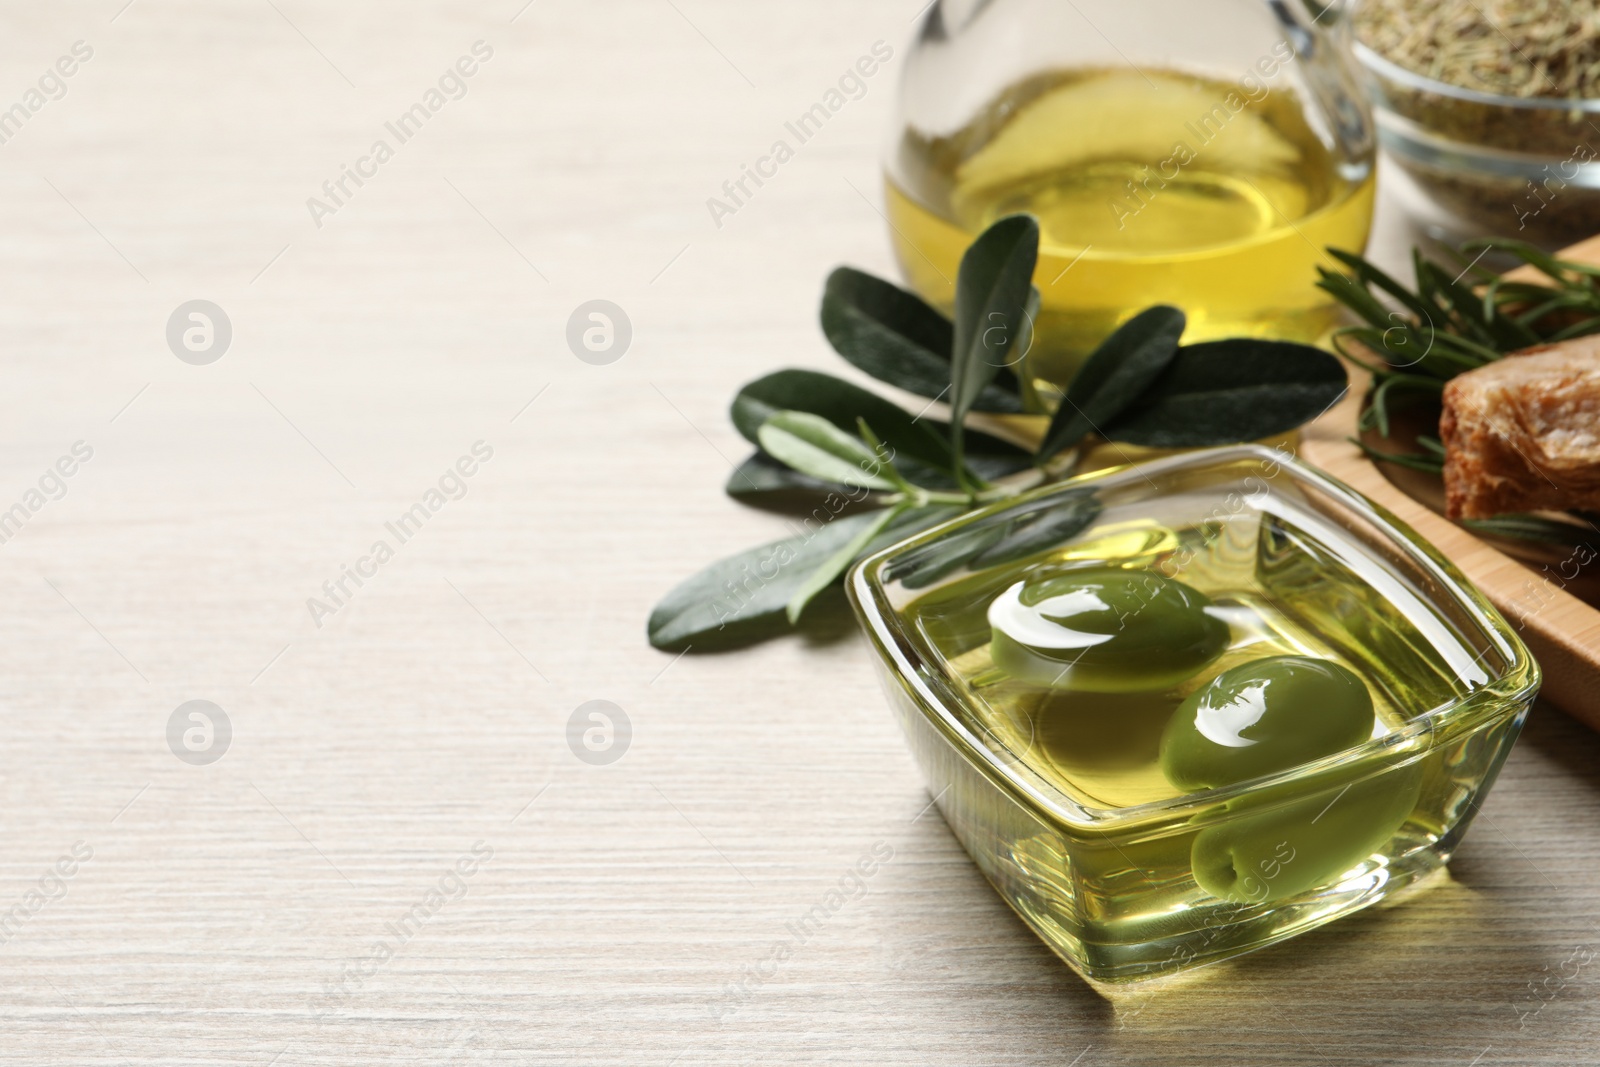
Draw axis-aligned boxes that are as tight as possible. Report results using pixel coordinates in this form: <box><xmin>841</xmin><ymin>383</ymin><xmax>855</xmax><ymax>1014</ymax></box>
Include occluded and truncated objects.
<box><xmin>941</xmin><ymin>573</ymin><xmax>1412</xmax><ymax>811</ymax></box>
<box><xmin>901</xmin><ymin>518</ymin><xmax>1445</xmax><ymax>811</ymax></box>
<box><xmin>892</xmin><ymin>509</ymin><xmax>1514</xmax><ymax>968</ymax></box>
<box><xmin>885</xmin><ymin>67</ymin><xmax>1376</xmax><ymax>402</ymax></box>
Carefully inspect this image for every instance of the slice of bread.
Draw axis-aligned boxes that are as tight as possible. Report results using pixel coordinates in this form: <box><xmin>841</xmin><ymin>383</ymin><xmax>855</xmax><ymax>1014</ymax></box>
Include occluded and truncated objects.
<box><xmin>1441</xmin><ymin>336</ymin><xmax>1600</xmax><ymax>519</ymax></box>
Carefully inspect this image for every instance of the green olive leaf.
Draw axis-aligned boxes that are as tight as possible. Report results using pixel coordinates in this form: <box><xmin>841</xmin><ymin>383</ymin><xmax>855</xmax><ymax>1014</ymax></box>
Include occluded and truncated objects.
<box><xmin>821</xmin><ymin>267</ymin><xmax>1024</xmax><ymax>413</ymax></box>
<box><xmin>957</xmin><ymin>442</ymin><xmax>1037</xmax><ymax>484</ymax></box>
<box><xmin>884</xmin><ymin>524</ymin><xmax>1008</xmax><ymax>590</ymax></box>
<box><xmin>724</xmin><ymin>446</ymin><xmax>1031</xmax><ymax>510</ymax></box>
<box><xmin>725</xmin><ymin>451</ymin><xmax>860</xmax><ymax>510</ymax></box>
<box><xmin>646</xmin><ymin>505</ymin><xmax>963</xmax><ymax>651</ymax></box>
<box><xmin>950</xmin><ymin>215</ymin><xmax>1039</xmax><ymax>460</ymax></box>
<box><xmin>1037</xmin><ymin>305</ymin><xmax>1186</xmax><ymax>462</ymax></box>
<box><xmin>730</xmin><ymin>369</ymin><xmax>955</xmax><ymax>474</ymax></box>
<box><xmin>757</xmin><ymin>411</ymin><xmax>899</xmax><ymax>490</ymax></box>
<box><xmin>1018</xmin><ymin>285</ymin><xmax>1041</xmax><ymax>366</ymax></box>
<box><xmin>882</xmin><ymin>491</ymin><xmax>1104</xmax><ymax>589</ymax></box>
<box><xmin>970</xmin><ymin>492</ymin><xmax>1104</xmax><ymax>567</ymax></box>
<box><xmin>786</xmin><ymin>504</ymin><xmax>905</xmax><ymax>624</ymax></box>
<box><xmin>1102</xmin><ymin>339</ymin><xmax>1348</xmax><ymax>448</ymax></box>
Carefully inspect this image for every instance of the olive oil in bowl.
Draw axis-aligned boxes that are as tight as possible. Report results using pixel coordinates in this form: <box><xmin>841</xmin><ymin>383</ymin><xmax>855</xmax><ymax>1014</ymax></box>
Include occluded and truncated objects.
<box><xmin>886</xmin><ymin>68</ymin><xmax>1376</xmax><ymax>400</ymax></box>
<box><xmin>848</xmin><ymin>448</ymin><xmax>1537</xmax><ymax>982</ymax></box>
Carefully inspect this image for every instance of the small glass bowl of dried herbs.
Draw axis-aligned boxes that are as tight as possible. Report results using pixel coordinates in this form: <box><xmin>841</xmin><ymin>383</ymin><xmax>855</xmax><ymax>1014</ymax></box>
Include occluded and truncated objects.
<box><xmin>1351</xmin><ymin>0</ymin><xmax>1600</xmax><ymax>246</ymax></box>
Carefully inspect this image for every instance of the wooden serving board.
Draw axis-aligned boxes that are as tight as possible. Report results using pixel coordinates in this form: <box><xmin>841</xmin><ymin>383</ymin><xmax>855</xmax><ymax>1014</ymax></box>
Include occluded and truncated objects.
<box><xmin>1301</xmin><ymin>234</ymin><xmax>1600</xmax><ymax>730</ymax></box>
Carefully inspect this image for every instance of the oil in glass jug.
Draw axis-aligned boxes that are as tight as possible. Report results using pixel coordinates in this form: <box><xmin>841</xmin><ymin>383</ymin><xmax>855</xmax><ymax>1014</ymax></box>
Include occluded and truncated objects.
<box><xmin>885</xmin><ymin>0</ymin><xmax>1376</xmax><ymax>404</ymax></box>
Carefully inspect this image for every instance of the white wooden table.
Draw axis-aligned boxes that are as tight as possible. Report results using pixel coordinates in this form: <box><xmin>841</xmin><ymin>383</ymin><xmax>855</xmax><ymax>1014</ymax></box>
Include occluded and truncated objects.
<box><xmin>0</xmin><ymin>2</ymin><xmax>1595</xmax><ymax>1063</ymax></box>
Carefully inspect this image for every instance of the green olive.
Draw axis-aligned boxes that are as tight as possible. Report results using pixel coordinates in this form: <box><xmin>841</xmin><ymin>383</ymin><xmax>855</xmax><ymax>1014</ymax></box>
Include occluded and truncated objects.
<box><xmin>1159</xmin><ymin>655</ymin><xmax>1376</xmax><ymax>793</ymax></box>
<box><xmin>1190</xmin><ymin>762</ymin><xmax>1424</xmax><ymax>904</ymax></box>
<box><xmin>986</xmin><ymin>569</ymin><xmax>1229</xmax><ymax>692</ymax></box>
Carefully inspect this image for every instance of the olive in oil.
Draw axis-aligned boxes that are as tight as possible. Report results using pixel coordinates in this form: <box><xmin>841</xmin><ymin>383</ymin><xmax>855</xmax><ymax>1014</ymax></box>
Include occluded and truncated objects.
<box><xmin>894</xmin><ymin>503</ymin><xmax>1511</xmax><ymax>972</ymax></box>
<box><xmin>885</xmin><ymin>67</ymin><xmax>1376</xmax><ymax>401</ymax></box>
<box><xmin>906</xmin><ymin>515</ymin><xmax>1441</xmax><ymax>811</ymax></box>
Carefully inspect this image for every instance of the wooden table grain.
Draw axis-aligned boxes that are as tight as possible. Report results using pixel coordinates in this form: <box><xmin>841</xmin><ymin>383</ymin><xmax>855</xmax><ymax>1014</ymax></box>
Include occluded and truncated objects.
<box><xmin>0</xmin><ymin>2</ymin><xmax>1596</xmax><ymax>1064</ymax></box>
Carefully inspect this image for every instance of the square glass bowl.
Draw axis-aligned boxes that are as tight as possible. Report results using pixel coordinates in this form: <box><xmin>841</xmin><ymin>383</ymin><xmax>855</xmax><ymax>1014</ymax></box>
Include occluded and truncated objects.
<box><xmin>848</xmin><ymin>445</ymin><xmax>1538</xmax><ymax>983</ymax></box>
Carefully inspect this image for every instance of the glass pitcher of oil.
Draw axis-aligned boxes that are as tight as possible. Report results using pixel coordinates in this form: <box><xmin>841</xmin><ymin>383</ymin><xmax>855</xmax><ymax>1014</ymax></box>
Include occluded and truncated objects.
<box><xmin>885</xmin><ymin>0</ymin><xmax>1375</xmax><ymax>404</ymax></box>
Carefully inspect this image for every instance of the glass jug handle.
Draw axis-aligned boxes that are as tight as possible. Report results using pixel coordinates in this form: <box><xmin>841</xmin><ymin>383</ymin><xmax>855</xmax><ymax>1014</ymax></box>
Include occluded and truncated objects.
<box><xmin>1264</xmin><ymin>0</ymin><xmax>1375</xmax><ymax>172</ymax></box>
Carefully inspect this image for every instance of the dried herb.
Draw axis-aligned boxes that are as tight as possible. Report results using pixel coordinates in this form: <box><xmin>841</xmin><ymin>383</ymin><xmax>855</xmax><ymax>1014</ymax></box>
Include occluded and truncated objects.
<box><xmin>1355</xmin><ymin>1</ymin><xmax>1600</xmax><ymax>241</ymax></box>
<box><xmin>1356</xmin><ymin>0</ymin><xmax>1600</xmax><ymax>101</ymax></box>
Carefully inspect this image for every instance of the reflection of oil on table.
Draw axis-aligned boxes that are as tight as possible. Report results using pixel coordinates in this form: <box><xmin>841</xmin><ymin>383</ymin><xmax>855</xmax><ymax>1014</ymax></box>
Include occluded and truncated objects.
<box><xmin>1301</xmin><ymin>234</ymin><xmax>1600</xmax><ymax>730</ymax></box>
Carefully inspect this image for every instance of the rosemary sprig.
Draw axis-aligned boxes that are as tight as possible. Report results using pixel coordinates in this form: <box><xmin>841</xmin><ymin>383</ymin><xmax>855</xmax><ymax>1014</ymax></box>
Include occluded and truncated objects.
<box><xmin>1349</xmin><ymin>437</ymin><xmax>1445</xmax><ymax>474</ymax></box>
<box><xmin>1319</xmin><ymin>239</ymin><xmax>1600</xmax><ymax>441</ymax></box>
<box><xmin>1321</xmin><ymin>237</ymin><xmax>1600</xmax><ymax>547</ymax></box>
